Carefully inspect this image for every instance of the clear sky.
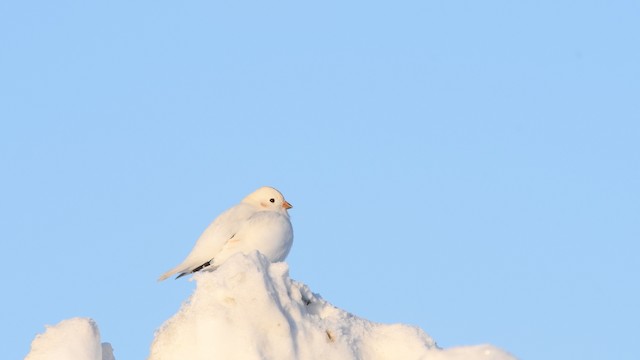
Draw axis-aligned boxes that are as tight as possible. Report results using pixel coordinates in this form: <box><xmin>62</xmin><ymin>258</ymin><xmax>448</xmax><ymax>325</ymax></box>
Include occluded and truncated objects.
<box><xmin>1</xmin><ymin>1</ymin><xmax>638</xmax><ymax>359</ymax></box>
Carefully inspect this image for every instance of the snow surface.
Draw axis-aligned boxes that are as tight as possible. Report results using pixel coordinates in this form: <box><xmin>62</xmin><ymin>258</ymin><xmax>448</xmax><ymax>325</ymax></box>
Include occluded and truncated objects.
<box><xmin>25</xmin><ymin>252</ymin><xmax>515</xmax><ymax>360</ymax></box>
<box><xmin>25</xmin><ymin>317</ymin><xmax>114</xmax><ymax>360</ymax></box>
<box><xmin>149</xmin><ymin>251</ymin><xmax>515</xmax><ymax>360</ymax></box>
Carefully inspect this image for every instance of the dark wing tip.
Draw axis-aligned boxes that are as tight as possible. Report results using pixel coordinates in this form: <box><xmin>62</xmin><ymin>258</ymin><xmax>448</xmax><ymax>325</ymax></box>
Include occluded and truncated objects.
<box><xmin>175</xmin><ymin>272</ymin><xmax>187</xmax><ymax>280</ymax></box>
<box><xmin>174</xmin><ymin>259</ymin><xmax>213</xmax><ymax>280</ymax></box>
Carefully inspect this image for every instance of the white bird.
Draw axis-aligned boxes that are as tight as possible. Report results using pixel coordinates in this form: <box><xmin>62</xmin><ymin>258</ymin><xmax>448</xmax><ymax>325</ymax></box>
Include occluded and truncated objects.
<box><xmin>159</xmin><ymin>186</ymin><xmax>293</xmax><ymax>281</ymax></box>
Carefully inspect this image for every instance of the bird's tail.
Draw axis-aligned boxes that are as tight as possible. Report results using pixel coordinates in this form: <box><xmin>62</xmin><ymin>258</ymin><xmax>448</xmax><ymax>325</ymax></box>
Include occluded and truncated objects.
<box><xmin>157</xmin><ymin>264</ymin><xmax>185</xmax><ymax>281</ymax></box>
<box><xmin>157</xmin><ymin>270</ymin><xmax>176</xmax><ymax>281</ymax></box>
<box><xmin>158</xmin><ymin>259</ymin><xmax>214</xmax><ymax>281</ymax></box>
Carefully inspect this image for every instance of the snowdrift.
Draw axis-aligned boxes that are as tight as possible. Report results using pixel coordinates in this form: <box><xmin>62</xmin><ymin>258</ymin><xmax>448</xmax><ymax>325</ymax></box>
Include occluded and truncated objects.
<box><xmin>149</xmin><ymin>251</ymin><xmax>515</xmax><ymax>360</ymax></box>
<box><xmin>25</xmin><ymin>317</ymin><xmax>114</xmax><ymax>360</ymax></box>
<box><xmin>25</xmin><ymin>252</ymin><xmax>515</xmax><ymax>359</ymax></box>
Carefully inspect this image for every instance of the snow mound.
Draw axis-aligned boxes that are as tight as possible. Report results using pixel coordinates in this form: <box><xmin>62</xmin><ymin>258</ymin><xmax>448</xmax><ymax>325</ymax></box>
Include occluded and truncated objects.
<box><xmin>25</xmin><ymin>317</ymin><xmax>115</xmax><ymax>360</ymax></box>
<box><xmin>149</xmin><ymin>251</ymin><xmax>515</xmax><ymax>360</ymax></box>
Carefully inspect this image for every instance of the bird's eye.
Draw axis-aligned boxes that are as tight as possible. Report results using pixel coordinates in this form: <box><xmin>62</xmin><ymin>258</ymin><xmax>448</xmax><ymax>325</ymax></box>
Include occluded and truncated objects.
<box><xmin>269</xmin><ymin>198</ymin><xmax>275</xmax><ymax>203</ymax></box>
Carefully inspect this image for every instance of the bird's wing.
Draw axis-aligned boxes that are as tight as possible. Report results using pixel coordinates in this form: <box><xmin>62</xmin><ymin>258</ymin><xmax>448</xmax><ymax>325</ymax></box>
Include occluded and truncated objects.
<box><xmin>207</xmin><ymin>210</ymin><xmax>292</xmax><ymax>266</ymax></box>
<box><xmin>158</xmin><ymin>203</ymin><xmax>256</xmax><ymax>281</ymax></box>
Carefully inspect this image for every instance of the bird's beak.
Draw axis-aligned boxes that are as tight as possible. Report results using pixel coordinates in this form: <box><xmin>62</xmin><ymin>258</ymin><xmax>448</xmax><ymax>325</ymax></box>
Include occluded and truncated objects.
<box><xmin>283</xmin><ymin>201</ymin><xmax>293</xmax><ymax>209</ymax></box>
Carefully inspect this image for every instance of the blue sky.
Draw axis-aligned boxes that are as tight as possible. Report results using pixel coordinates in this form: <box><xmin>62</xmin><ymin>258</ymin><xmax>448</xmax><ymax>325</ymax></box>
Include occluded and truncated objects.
<box><xmin>1</xmin><ymin>1</ymin><xmax>638</xmax><ymax>359</ymax></box>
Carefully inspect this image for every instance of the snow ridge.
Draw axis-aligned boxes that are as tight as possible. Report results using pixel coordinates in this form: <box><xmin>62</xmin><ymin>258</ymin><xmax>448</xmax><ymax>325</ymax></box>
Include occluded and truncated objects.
<box><xmin>149</xmin><ymin>251</ymin><xmax>515</xmax><ymax>360</ymax></box>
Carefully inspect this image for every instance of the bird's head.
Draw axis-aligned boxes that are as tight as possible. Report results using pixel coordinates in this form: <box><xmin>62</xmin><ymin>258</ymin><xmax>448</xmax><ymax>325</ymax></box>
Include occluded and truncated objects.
<box><xmin>242</xmin><ymin>186</ymin><xmax>292</xmax><ymax>214</ymax></box>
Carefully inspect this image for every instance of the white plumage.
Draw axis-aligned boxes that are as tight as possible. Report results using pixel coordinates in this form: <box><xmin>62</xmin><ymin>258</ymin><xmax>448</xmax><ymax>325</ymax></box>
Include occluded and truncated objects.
<box><xmin>159</xmin><ymin>186</ymin><xmax>293</xmax><ymax>281</ymax></box>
